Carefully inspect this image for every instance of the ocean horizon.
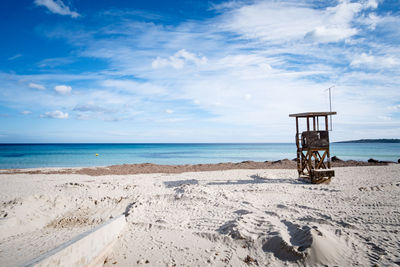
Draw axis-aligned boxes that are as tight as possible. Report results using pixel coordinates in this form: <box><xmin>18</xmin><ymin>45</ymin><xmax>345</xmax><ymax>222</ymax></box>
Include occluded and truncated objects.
<box><xmin>1</xmin><ymin>142</ymin><xmax>399</xmax><ymax>169</ymax></box>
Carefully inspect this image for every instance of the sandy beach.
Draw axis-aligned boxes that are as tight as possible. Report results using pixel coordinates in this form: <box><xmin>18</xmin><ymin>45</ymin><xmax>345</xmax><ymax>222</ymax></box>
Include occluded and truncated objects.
<box><xmin>1</xmin><ymin>163</ymin><xmax>400</xmax><ymax>266</ymax></box>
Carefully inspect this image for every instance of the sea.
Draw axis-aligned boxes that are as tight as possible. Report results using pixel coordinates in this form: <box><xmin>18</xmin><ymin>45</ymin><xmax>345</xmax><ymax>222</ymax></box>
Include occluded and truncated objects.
<box><xmin>0</xmin><ymin>143</ymin><xmax>399</xmax><ymax>169</ymax></box>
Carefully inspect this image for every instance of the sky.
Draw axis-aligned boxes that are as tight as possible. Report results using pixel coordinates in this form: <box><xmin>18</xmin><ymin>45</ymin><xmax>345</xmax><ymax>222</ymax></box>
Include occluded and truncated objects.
<box><xmin>0</xmin><ymin>0</ymin><xmax>399</xmax><ymax>143</ymax></box>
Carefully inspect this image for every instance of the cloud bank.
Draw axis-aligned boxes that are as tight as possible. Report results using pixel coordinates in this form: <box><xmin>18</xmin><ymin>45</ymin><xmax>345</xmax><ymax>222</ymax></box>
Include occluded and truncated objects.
<box><xmin>0</xmin><ymin>0</ymin><xmax>399</xmax><ymax>142</ymax></box>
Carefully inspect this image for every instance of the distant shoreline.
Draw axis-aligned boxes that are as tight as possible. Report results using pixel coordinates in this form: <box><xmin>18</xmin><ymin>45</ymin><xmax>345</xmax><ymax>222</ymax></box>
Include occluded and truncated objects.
<box><xmin>335</xmin><ymin>139</ymin><xmax>400</xmax><ymax>143</ymax></box>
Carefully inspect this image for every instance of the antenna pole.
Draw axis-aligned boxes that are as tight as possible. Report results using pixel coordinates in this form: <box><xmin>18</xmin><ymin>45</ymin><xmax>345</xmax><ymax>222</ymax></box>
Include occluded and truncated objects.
<box><xmin>326</xmin><ymin>86</ymin><xmax>335</xmax><ymax>131</ymax></box>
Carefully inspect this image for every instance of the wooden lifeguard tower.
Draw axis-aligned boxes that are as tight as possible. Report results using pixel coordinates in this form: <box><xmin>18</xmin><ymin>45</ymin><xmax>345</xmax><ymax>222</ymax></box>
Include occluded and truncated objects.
<box><xmin>289</xmin><ymin>112</ymin><xmax>337</xmax><ymax>183</ymax></box>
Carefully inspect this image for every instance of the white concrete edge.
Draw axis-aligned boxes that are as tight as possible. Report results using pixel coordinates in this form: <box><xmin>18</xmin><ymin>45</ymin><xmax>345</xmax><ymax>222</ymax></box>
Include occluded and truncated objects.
<box><xmin>24</xmin><ymin>214</ymin><xmax>126</xmax><ymax>267</ymax></box>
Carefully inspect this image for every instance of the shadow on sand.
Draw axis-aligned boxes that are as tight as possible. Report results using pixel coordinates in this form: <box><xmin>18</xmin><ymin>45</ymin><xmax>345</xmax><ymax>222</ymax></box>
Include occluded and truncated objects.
<box><xmin>206</xmin><ymin>175</ymin><xmax>306</xmax><ymax>186</ymax></box>
<box><xmin>163</xmin><ymin>179</ymin><xmax>199</xmax><ymax>188</ymax></box>
<box><xmin>162</xmin><ymin>175</ymin><xmax>307</xmax><ymax>188</ymax></box>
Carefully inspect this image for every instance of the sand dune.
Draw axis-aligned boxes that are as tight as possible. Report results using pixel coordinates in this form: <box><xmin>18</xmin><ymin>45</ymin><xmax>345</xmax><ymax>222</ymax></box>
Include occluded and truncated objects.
<box><xmin>1</xmin><ymin>165</ymin><xmax>400</xmax><ymax>266</ymax></box>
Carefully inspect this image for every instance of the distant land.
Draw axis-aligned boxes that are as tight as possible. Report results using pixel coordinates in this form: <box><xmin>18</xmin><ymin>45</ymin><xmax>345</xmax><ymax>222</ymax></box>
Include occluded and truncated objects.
<box><xmin>335</xmin><ymin>139</ymin><xmax>400</xmax><ymax>143</ymax></box>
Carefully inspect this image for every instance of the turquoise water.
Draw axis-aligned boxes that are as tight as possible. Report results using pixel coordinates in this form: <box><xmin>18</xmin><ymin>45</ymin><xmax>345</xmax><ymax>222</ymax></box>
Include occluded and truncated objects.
<box><xmin>0</xmin><ymin>143</ymin><xmax>399</xmax><ymax>169</ymax></box>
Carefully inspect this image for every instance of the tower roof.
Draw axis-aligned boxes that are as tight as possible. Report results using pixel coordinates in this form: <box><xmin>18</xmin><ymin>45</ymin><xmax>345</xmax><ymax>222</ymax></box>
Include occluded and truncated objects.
<box><xmin>289</xmin><ymin>112</ymin><xmax>337</xmax><ymax>118</ymax></box>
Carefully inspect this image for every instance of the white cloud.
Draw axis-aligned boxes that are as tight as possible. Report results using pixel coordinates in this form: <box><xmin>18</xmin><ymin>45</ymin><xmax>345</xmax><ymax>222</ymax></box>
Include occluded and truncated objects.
<box><xmin>34</xmin><ymin>0</ymin><xmax>80</xmax><ymax>18</ymax></box>
<box><xmin>305</xmin><ymin>26</ymin><xmax>358</xmax><ymax>43</ymax></box>
<box><xmin>102</xmin><ymin>79</ymin><xmax>166</xmax><ymax>95</ymax></box>
<box><xmin>165</xmin><ymin>109</ymin><xmax>174</xmax><ymax>114</ymax></box>
<box><xmin>219</xmin><ymin>2</ymin><xmax>322</xmax><ymax>43</ymax></box>
<box><xmin>73</xmin><ymin>104</ymin><xmax>108</xmax><ymax>112</ymax></box>
<box><xmin>217</xmin><ymin>54</ymin><xmax>273</xmax><ymax>69</ymax></box>
<box><xmin>21</xmin><ymin>111</ymin><xmax>32</xmax><ymax>115</ymax></box>
<box><xmin>152</xmin><ymin>49</ymin><xmax>207</xmax><ymax>69</ymax></box>
<box><xmin>351</xmin><ymin>53</ymin><xmax>398</xmax><ymax>68</ymax></box>
<box><xmin>76</xmin><ymin>113</ymin><xmax>90</xmax><ymax>120</ymax></box>
<box><xmin>54</xmin><ymin>85</ymin><xmax>72</xmax><ymax>94</ymax></box>
<box><xmin>176</xmin><ymin>49</ymin><xmax>207</xmax><ymax>66</ymax></box>
<box><xmin>41</xmin><ymin>110</ymin><xmax>69</xmax><ymax>119</ymax></box>
<box><xmin>8</xmin><ymin>54</ymin><xmax>22</xmax><ymax>60</ymax></box>
<box><xmin>361</xmin><ymin>12</ymin><xmax>380</xmax><ymax>30</ymax></box>
<box><xmin>152</xmin><ymin>56</ymin><xmax>184</xmax><ymax>69</ymax></box>
<box><xmin>38</xmin><ymin>57</ymin><xmax>74</xmax><ymax>68</ymax></box>
<box><xmin>219</xmin><ymin>0</ymin><xmax>378</xmax><ymax>44</ymax></box>
<box><xmin>389</xmin><ymin>104</ymin><xmax>400</xmax><ymax>111</ymax></box>
<box><xmin>29</xmin><ymin>82</ymin><xmax>46</xmax><ymax>90</ymax></box>
<box><xmin>364</xmin><ymin>0</ymin><xmax>379</xmax><ymax>9</ymax></box>
<box><xmin>305</xmin><ymin>1</ymin><xmax>366</xmax><ymax>43</ymax></box>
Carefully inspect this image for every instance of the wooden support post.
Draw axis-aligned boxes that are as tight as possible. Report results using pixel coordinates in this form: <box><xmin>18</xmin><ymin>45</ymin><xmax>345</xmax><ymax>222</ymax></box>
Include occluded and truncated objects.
<box><xmin>325</xmin><ymin>116</ymin><xmax>328</xmax><ymax>131</ymax></box>
<box><xmin>313</xmin><ymin>117</ymin><xmax>316</xmax><ymax>131</ymax></box>
<box><xmin>295</xmin><ymin>117</ymin><xmax>299</xmax><ymax>148</ymax></box>
<box><xmin>307</xmin><ymin>117</ymin><xmax>310</xmax><ymax>131</ymax></box>
<box><xmin>302</xmin><ymin>151</ymin><xmax>306</xmax><ymax>174</ymax></box>
<box><xmin>317</xmin><ymin>116</ymin><xmax>319</xmax><ymax>130</ymax></box>
<box><xmin>308</xmin><ymin>151</ymin><xmax>313</xmax><ymax>181</ymax></box>
<box><xmin>316</xmin><ymin>151</ymin><xmax>327</xmax><ymax>169</ymax></box>
<box><xmin>327</xmin><ymin>149</ymin><xmax>331</xmax><ymax>169</ymax></box>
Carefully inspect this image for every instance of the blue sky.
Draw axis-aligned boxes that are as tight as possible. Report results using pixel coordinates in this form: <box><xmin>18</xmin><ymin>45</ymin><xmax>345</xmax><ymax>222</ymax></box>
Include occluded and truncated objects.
<box><xmin>0</xmin><ymin>0</ymin><xmax>399</xmax><ymax>143</ymax></box>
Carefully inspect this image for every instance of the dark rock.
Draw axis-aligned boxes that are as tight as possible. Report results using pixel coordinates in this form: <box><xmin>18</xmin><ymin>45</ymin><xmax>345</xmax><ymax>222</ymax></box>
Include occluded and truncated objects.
<box><xmin>398</xmin><ymin>159</ymin><xmax>400</xmax><ymax>164</ymax></box>
<box><xmin>244</xmin><ymin>255</ymin><xmax>257</xmax><ymax>264</ymax></box>
<box><xmin>292</xmin><ymin>158</ymin><xmax>297</xmax><ymax>161</ymax></box>
<box><xmin>368</xmin><ymin>158</ymin><xmax>379</xmax><ymax>163</ymax></box>
<box><xmin>331</xmin><ymin>156</ymin><xmax>343</xmax><ymax>162</ymax></box>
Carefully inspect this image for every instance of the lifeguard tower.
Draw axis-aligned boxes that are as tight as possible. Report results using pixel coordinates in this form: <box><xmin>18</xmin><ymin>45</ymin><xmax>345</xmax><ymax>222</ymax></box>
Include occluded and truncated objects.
<box><xmin>289</xmin><ymin>112</ymin><xmax>337</xmax><ymax>183</ymax></box>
